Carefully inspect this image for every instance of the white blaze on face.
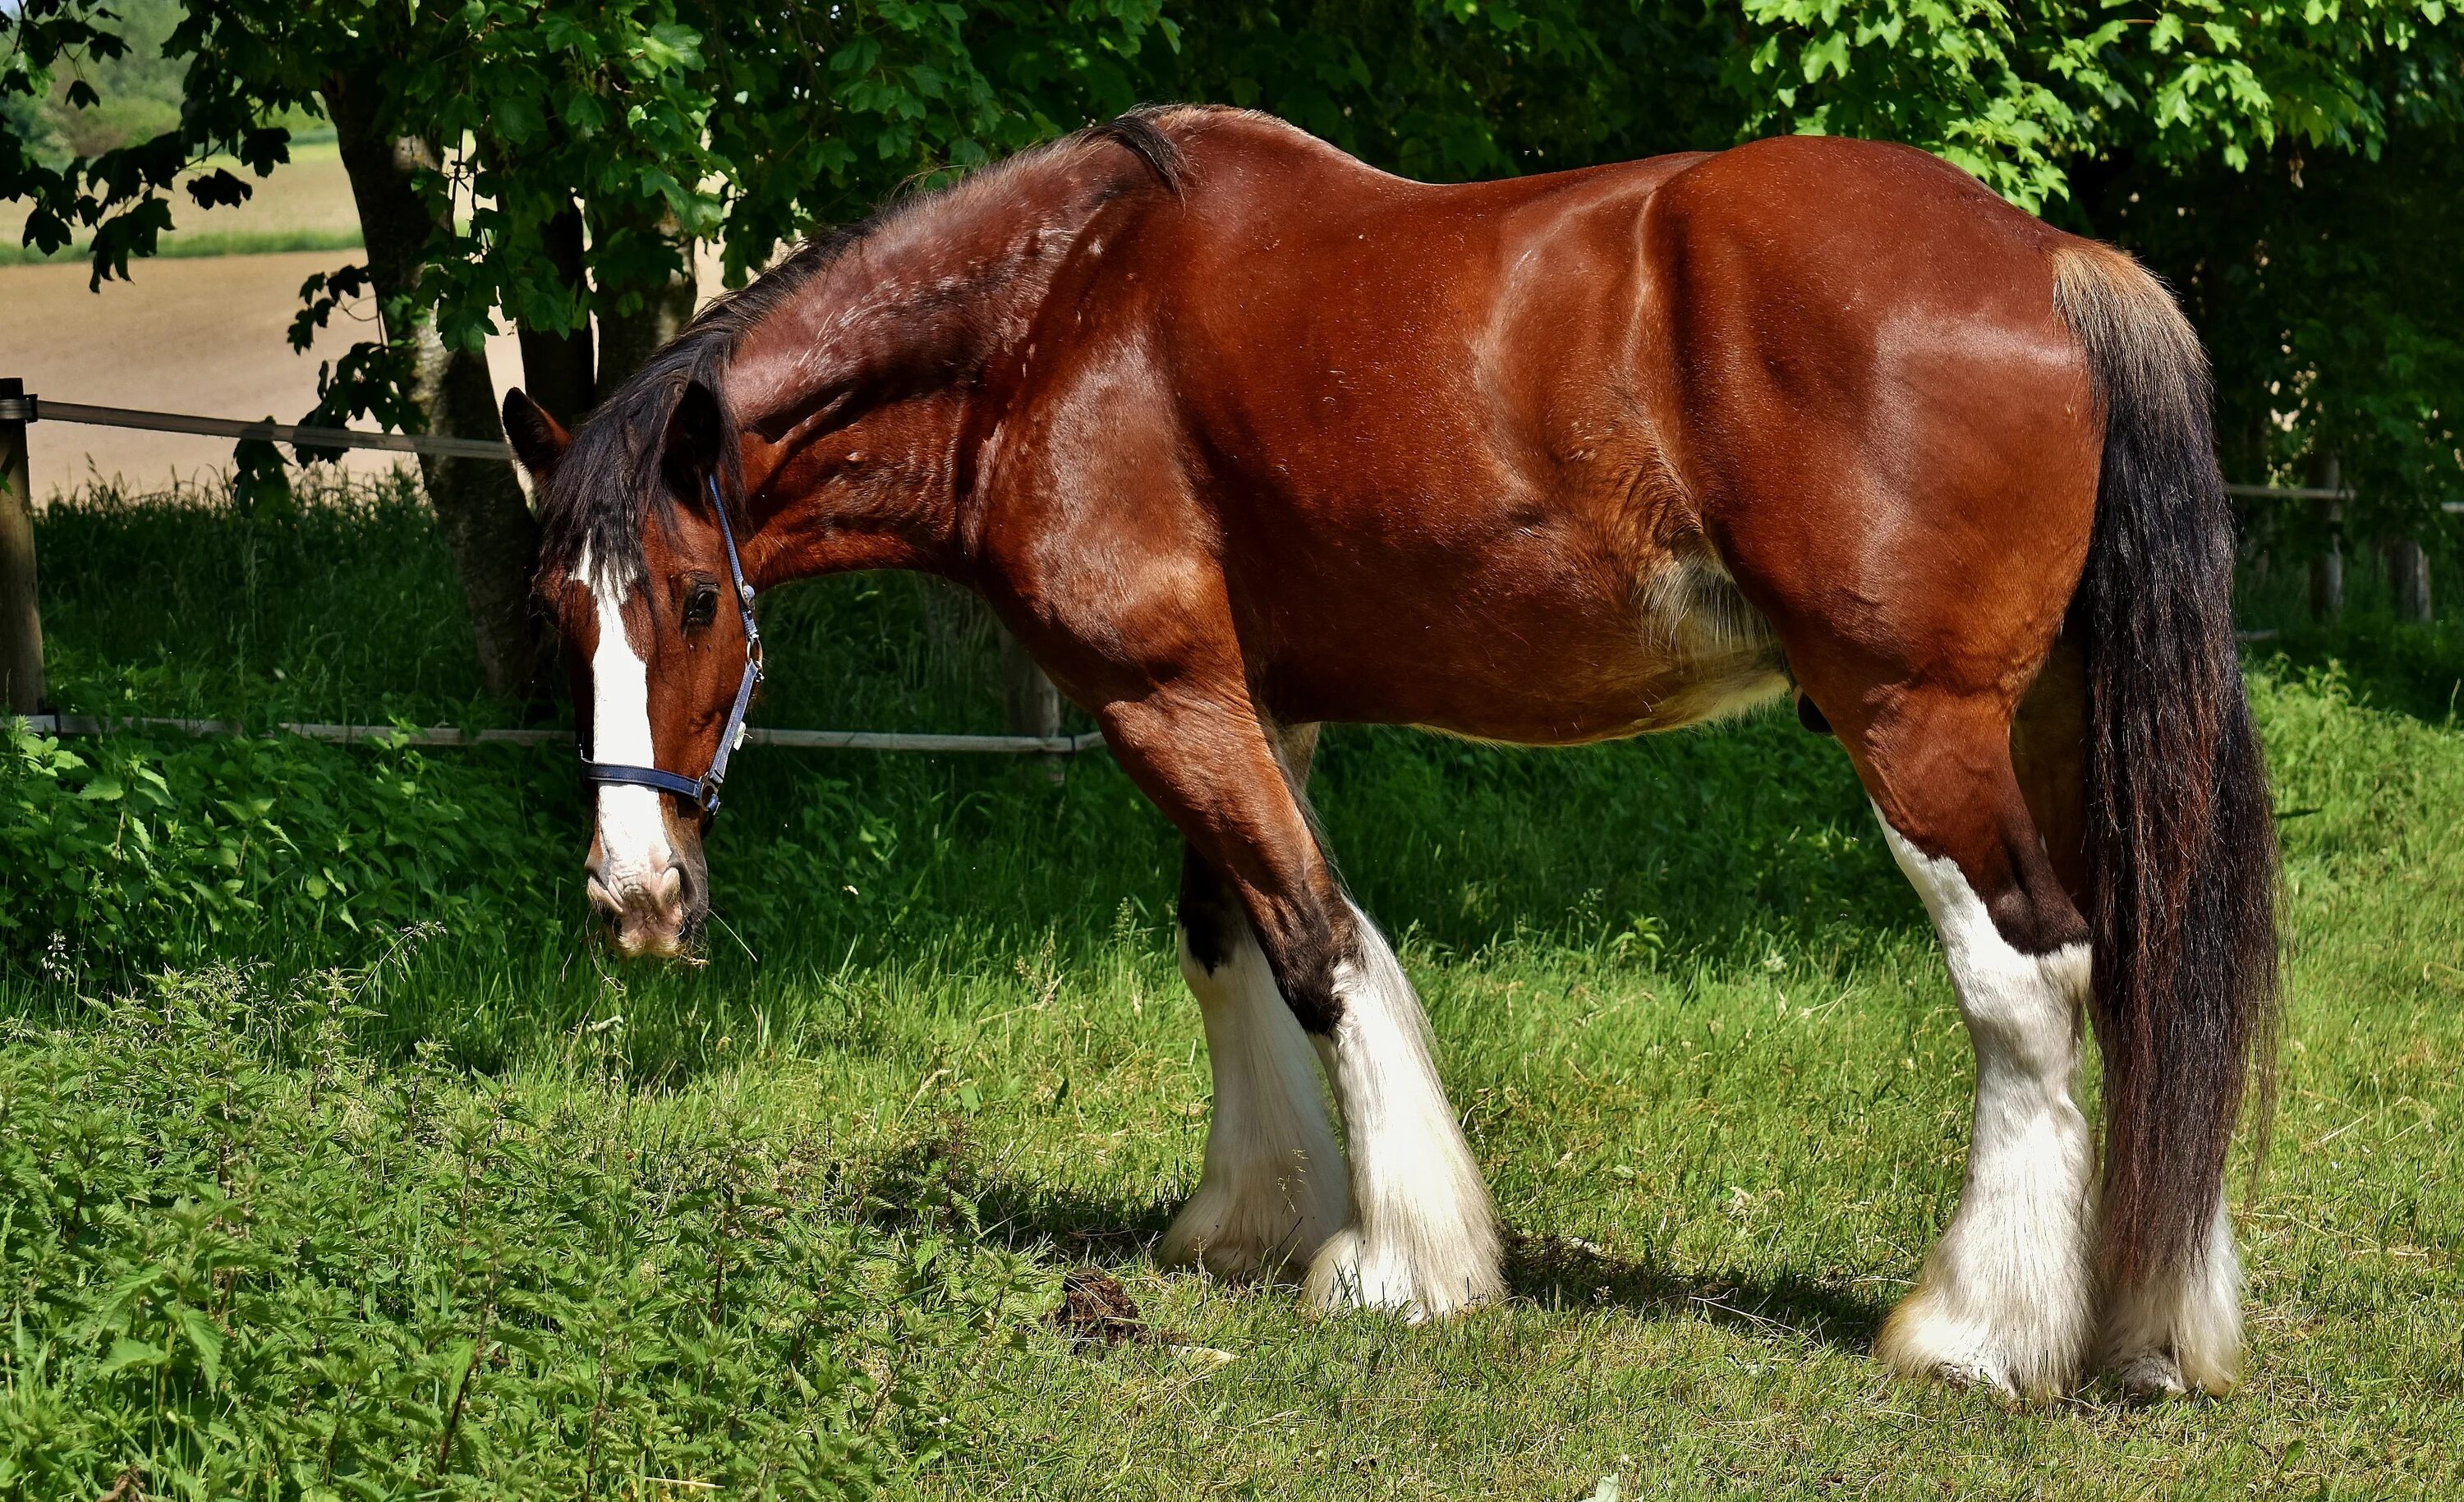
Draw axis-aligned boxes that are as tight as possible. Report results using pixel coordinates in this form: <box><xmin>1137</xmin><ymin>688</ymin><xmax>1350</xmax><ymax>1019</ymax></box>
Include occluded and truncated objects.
<box><xmin>585</xmin><ymin>570</ymin><xmax>678</xmax><ymax>905</ymax></box>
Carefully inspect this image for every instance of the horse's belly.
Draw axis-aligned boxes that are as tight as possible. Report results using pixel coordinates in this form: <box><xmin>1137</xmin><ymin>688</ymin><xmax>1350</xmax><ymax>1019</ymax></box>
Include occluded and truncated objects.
<box><xmin>1272</xmin><ymin>551</ymin><xmax>1791</xmax><ymax>744</ymax></box>
<box><xmin>1458</xmin><ymin>562</ymin><xmax>1789</xmax><ymax>742</ymax></box>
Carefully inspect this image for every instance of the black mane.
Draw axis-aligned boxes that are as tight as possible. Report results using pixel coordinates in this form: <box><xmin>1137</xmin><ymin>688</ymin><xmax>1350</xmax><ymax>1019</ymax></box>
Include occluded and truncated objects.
<box><xmin>534</xmin><ymin>107</ymin><xmax>1192</xmax><ymax>599</ymax></box>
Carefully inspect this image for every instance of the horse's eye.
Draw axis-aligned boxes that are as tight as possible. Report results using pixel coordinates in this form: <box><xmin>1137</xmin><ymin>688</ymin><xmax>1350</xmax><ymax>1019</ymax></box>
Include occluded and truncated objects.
<box><xmin>682</xmin><ymin>580</ymin><xmax>720</xmax><ymax>632</ymax></box>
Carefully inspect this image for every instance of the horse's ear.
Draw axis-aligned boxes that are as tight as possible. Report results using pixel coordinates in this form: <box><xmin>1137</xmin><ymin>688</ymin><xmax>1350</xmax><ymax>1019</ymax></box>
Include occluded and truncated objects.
<box><xmin>503</xmin><ymin>388</ymin><xmax>571</xmax><ymax>479</ymax></box>
<box><xmin>663</xmin><ymin>379</ymin><xmax>726</xmax><ymax>494</ymax></box>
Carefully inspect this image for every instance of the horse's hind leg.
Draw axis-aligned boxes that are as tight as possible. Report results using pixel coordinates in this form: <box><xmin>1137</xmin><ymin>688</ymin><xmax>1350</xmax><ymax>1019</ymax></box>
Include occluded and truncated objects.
<box><xmin>1161</xmin><ymin>728</ymin><xmax>1351</xmax><ymax>1279</ymax></box>
<box><xmin>2011</xmin><ymin>650</ymin><xmax>2241</xmax><ymax>1398</ymax></box>
<box><xmin>1101</xmin><ymin>693</ymin><xmax>1501</xmax><ymax>1320</ymax></box>
<box><xmin>1845</xmin><ymin>685</ymin><xmax>2100</xmax><ymax>1398</ymax></box>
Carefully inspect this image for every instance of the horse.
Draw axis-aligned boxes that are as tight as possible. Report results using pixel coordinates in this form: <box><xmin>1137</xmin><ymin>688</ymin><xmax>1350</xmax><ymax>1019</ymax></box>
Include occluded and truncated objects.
<box><xmin>503</xmin><ymin>105</ymin><xmax>2278</xmax><ymax>1401</ymax></box>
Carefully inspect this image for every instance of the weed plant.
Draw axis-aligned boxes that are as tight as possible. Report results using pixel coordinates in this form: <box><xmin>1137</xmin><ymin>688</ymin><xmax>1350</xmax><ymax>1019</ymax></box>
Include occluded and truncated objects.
<box><xmin>1</xmin><ymin>950</ymin><xmax>1040</xmax><ymax>1498</ymax></box>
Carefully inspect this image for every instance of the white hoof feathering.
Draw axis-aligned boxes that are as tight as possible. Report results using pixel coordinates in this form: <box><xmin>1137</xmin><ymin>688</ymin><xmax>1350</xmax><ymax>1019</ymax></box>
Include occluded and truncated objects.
<box><xmin>1161</xmin><ymin>923</ymin><xmax>1351</xmax><ymax>1279</ymax></box>
<box><xmin>2099</xmin><ymin>1194</ymin><xmax>2244</xmax><ymax>1397</ymax></box>
<box><xmin>1876</xmin><ymin>820</ymin><xmax>2099</xmax><ymax>1399</ymax></box>
<box><xmin>1304</xmin><ymin>903</ymin><xmax>1503</xmax><ymax>1321</ymax></box>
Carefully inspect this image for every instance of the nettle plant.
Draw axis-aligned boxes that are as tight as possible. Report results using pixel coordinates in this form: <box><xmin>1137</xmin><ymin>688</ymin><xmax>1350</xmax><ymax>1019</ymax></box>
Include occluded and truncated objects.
<box><xmin>0</xmin><ymin>723</ymin><xmax>563</xmax><ymax>976</ymax></box>
<box><xmin>0</xmin><ymin>958</ymin><xmax>1041</xmax><ymax>1498</ymax></box>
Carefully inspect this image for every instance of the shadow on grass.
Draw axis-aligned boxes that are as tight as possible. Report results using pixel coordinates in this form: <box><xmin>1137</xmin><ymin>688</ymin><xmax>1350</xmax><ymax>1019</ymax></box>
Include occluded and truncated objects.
<box><xmin>850</xmin><ymin>1128</ymin><xmax>1888</xmax><ymax>1356</ymax></box>
<box><xmin>1503</xmin><ymin>1230</ymin><xmax>1889</xmax><ymax>1354</ymax></box>
<box><xmin>840</xmin><ymin>1120</ymin><xmax>1179</xmax><ymax>1258</ymax></box>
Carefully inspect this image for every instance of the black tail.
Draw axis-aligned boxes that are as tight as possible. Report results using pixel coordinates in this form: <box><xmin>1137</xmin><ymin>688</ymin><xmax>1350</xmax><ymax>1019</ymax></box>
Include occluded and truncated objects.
<box><xmin>2053</xmin><ymin>244</ymin><xmax>2280</xmax><ymax>1291</ymax></box>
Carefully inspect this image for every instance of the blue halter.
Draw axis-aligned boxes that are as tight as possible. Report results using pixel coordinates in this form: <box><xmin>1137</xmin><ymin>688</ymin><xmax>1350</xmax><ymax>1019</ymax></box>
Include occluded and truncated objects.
<box><xmin>578</xmin><ymin>470</ymin><xmax>765</xmax><ymax>820</ymax></box>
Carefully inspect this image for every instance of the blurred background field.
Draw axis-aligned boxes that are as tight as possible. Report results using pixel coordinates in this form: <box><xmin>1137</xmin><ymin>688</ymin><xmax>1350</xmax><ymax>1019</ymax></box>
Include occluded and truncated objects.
<box><xmin>0</xmin><ymin>175</ymin><xmax>726</xmax><ymax>485</ymax></box>
<box><xmin>0</xmin><ymin>139</ymin><xmax>361</xmax><ymax>265</ymax></box>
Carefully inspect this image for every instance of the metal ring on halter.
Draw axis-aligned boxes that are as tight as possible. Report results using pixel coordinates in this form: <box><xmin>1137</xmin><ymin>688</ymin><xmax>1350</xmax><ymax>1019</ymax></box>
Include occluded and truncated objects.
<box><xmin>578</xmin><ymin>469</ymin><xmax>765</xmax><ymax>820</ymax></box>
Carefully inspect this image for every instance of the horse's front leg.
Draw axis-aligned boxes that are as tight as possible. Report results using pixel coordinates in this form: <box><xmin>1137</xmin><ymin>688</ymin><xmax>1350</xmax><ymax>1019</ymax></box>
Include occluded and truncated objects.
<box><xmin>1163</xmin><ymin>833</ymin><xmax>1352</xmax><ymax>1281</ymax></box>
<box><xmin>1101</xmin><ymin>691</ymin><xmax>1504</xmax><ymax>1321</ymax></box>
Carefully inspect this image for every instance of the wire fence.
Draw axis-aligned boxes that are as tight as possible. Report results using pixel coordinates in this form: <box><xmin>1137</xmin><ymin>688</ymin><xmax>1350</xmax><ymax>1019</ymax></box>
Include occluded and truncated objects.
<box><xmin>0</xmin><ymin>383</ymin><xmax>1096</xmax><ymax>756</ymax></box>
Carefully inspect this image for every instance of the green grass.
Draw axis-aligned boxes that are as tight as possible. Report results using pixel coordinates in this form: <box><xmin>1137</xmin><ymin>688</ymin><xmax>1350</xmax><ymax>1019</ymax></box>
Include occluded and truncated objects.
<box><xmin>0</xmin><ymin>228</ymin><xmax>365</xmax><ymax>266</ymax></box>
<box><xmin>6</xmin><ymin>476</ymin><xmax>2462</xmax><ymax>1497</ymax></box>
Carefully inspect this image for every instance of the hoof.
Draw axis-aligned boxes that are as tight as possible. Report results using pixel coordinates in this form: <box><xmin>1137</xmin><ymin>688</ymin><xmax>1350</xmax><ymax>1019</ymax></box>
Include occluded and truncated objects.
<box><xmin>1924</xmin><ymin>1359</ymin><xmax>2020</xmax><ymax>1399</ymax></box>
<box><xmin>2105</xmin><ymin>1350</ymin><xmax>2190</xmax><ymax>1400</ymax></box>
<box><xmin>1159</xmin><ymin>1169</ymin><xmax>1345</xmax><ymax>1284</ymax></box>
<box><xmin>1303</xmin><ymin>1224</ymin><xmax>1502</xmax><ymax>1323</ymax></box>
<box><xmin>1874</xmin><ymin>1290</ymin><xmax>2084</xmax><ymax>1402</ymax></box>
<box><xmin>1157</xmin><ymin>1216</ymin><xmax>1315</xmax><ymax>1284</ymax></box>
<box><xmin>2094</xmin><ymin>1195</ymin><xmax>2245</xmax><ymax>1398</ymax></box>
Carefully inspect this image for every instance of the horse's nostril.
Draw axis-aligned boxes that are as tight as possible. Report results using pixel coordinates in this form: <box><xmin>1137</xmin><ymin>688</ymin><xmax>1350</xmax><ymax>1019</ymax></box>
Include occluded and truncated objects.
<box><xmin>587</xmin><ymin>875</ymin><xmax>621</xmax><ymax>919</ymax></box>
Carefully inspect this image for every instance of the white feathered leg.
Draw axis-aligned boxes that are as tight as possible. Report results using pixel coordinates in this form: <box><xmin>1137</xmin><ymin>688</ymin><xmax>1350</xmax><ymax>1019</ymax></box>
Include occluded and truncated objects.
<box><xmin>1303</xmin><ymin>902</ymin><xmax>1503</xmax><ymax>1321</ymax></box>
<box><xmin>1160</xmin><ymin>921</ymin><xmax>1350</xmax><ymax>1279</ymax></box>
<box><xmin>2099</xmin><ymin>1194</ymin><xmax>2243</xmax><ymax>1396</ymax></box>
<box><xmin>1875</xmin><ymin>820</ymin><xmax>2099</xmax><ymax>1399</ymax></box>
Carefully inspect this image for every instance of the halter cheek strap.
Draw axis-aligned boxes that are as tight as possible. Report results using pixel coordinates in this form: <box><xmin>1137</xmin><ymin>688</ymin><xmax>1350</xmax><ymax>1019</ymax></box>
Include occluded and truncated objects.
<box><xmin>578</xmin><ymin>470</ymin><xmax>765</xmax><ymax>820</ymax></box>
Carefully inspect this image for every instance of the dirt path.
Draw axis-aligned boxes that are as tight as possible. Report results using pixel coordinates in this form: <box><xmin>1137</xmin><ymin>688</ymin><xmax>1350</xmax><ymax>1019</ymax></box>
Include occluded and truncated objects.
<box><xmin>2</xmin><ymin>235</ymin><xmax>736</xmax><ymax>501</ymax></box>
<box><xmin>0</xmin><ymin>250</ymin><xmax>540</xmax><ymax>495</ymax></box>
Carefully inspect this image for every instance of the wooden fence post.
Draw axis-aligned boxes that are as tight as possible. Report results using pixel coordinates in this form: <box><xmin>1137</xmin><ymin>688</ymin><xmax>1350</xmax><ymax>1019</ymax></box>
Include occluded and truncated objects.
<box><xmin>1000</xmin><ymin>627</ymin><xmax>1066</xmax><ymax>781</ymax></box>
<box><xmin>2308</xmin><ymin>453</ymin><xmax>2343</xmax><ymax>623</ymax></box>
<box><xmin>0</xmin><ymin>378</ymin><xmax>45</xmax><ymax>715</ymax></box>
<box><xmin>2384</xmin><ymin>537</ymin><xmax>2433</xmax><ymax>623</ymax></box>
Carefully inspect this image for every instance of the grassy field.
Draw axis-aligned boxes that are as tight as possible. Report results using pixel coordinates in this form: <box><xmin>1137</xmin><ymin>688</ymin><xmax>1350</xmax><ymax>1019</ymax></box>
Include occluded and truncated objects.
<box><xmin>0</xmin><ymin>140</ymin><xmax>363</xmax><ymax>266</ymax></box>
<box><xmin>4</xmin><ymin>476</ymin><xmax>2461</xmax><ymax>1498</ymax></box>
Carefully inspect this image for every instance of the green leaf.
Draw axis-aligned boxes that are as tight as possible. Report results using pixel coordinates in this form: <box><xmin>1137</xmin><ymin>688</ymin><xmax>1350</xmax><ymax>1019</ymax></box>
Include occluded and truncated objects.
<box><xmin>175</xmin><ymin>1305</ymin><xmax>226</xmax><ymax>1386</ymax></box>
<box><xmin>100</xmin><ymin>1335</ymin><xmax>167</xmax><ymax>1377</ymax></box>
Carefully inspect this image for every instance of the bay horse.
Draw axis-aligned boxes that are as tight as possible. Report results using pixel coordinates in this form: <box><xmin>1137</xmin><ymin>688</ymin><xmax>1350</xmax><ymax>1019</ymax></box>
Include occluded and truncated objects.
<box><xmin>505</xmin><ymin>105</ymin><xmax>2277</xmax><ymax>1401</ymax></box>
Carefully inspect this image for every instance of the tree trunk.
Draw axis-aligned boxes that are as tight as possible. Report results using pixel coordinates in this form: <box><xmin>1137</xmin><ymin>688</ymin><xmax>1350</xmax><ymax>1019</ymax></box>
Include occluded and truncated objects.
<box><xmin>516</xmin><ymin>203</ymin><xmax>596</xmax><ymax>426</ymax></box>
<box><xmin>2307</xmin><ymin>453</ymin><xmax>2343</xmax><ymax>624</ymax></box>
<box><xmin>327</xmin><ymin>72</ymin><xmax>546</xmax><ymax>703</ymax></box>
<box><xmin>591</xmin><ymin>208</ymin><xmax>698</xmax><ymax>400</ymax></box>
<box><xmin>2384</xmin><ymin>537</ymin><xmax>2433</xmax><ymax>623</ymax></box>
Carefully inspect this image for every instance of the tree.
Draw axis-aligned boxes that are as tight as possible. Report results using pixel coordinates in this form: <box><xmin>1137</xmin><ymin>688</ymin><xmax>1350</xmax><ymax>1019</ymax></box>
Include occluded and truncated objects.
<box><xmin>2</xmin><ymin>1</ymin><xmax>1166</xmax><ymax>700</ymax></box>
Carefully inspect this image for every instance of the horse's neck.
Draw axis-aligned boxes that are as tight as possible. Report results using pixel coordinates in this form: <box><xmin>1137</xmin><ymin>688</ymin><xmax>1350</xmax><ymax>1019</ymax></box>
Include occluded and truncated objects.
<box><xmin>726</xmin><ymin>154</ymin><xmax>1128</xmax><ymax>443</ymax></box>
<box><xmin>724</xmin><ymin>149</ymin><xmax>1138</xmax><ymax>578</ymax></box>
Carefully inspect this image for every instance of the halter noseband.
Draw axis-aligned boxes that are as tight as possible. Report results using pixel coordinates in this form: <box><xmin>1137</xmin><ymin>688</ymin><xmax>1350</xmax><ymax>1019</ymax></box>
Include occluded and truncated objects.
<box><xmin>578</xmin><ymin>470</ymin><xmax>765</xmax><ymax>820</ymax></box>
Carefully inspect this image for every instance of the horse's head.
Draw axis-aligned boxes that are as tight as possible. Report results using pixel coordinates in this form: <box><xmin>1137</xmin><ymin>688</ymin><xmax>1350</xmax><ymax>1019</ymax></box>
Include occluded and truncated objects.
<box><xmin>511</xmin><ymin>380</ymin><xmax>758</xmax><ymax>959</ymax></box>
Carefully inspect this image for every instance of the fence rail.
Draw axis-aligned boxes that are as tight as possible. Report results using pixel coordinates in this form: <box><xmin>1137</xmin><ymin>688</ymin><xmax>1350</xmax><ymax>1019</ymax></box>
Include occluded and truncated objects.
<box><xmin>2227</xmin><ymin>480</ymin><xmax>2464</xmax><ymax>515</ymax></box>
<box><xmin>11</xmin><ymin>712</ymin><xmax>1104</xmax><ymax>756</ymax></box>
<box><xmin>7</xmin><ymin>396</ymin><xmax>513</xmax><ymax>462</ymax></box>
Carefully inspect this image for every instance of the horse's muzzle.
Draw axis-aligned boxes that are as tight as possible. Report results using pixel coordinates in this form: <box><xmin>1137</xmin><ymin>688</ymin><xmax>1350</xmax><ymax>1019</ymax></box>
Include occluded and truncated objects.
<box><xmin>586</xmin><ymin>854</ymin><xmax>705</xmax><ymax>959</ymax></box>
